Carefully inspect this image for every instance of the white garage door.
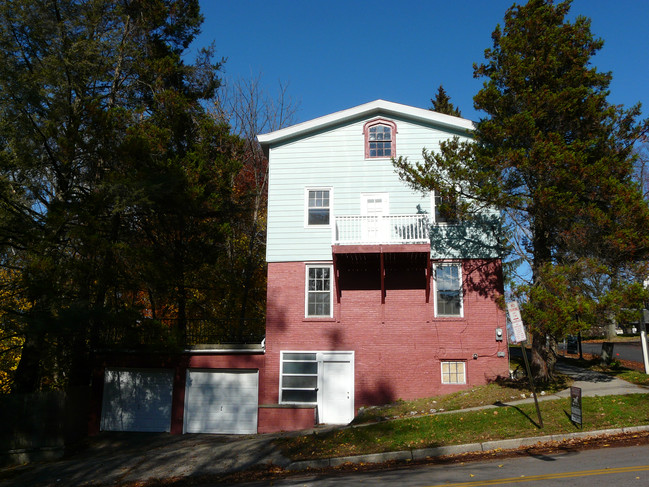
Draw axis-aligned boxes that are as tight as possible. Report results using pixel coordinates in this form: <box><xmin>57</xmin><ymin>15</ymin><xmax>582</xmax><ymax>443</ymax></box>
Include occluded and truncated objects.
<box><xmin>100</xmin><ymin>368</ymin><xmax>173</xmax><ymax>432</ymax></box>
<box><xmin>184</xmin><ymin>370</ymin><xmax>258</xmax><ymax>434</ymax></box>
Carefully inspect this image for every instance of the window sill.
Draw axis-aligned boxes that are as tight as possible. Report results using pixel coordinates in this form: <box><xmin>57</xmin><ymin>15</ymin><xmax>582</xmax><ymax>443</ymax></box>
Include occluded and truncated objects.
<box><xmin>303</xmin><ymin>317</ymin><xmax>336</xmax><ymax>323</ymax></box>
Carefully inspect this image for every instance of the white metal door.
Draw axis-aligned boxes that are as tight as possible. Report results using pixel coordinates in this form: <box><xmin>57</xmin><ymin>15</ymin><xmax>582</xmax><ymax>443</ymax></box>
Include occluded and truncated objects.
<box><xmin>183</xmin><ymin>370</ymin><xmax>258</xmax><ymax>434</ymax></box>
<box><xmin>320</xmin><ymin>358</ymin><xmax>354</xmax><ymax>424</ymax></box>
<box><xmin>361</xmin><ymin>193</ymin><xmax>389</xmax><ymax>242</ymax></box>
<box><xmin>100</xmin><ymin>368</ymin><xmax>173</xmax><ymax>432</ymax></box>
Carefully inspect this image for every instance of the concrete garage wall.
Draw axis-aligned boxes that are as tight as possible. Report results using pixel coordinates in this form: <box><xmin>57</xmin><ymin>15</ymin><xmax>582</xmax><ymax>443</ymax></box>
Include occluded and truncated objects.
<box><xmin>0</xmin><ymin>387</ymin><xmax>89</xmax><ymax>466</ymax></box>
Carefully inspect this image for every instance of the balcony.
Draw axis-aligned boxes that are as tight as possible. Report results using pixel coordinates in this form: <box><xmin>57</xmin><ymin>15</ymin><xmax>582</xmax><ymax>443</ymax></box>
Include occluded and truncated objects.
<box><xmin>333</xmin><ymin>214</ymin><xmax>430</xmax><ymax>246</ymax></box>
<box><xmin>331</xmin><ymin>214</ymin><xmax>432</xmax><ymax>304</ymax></box>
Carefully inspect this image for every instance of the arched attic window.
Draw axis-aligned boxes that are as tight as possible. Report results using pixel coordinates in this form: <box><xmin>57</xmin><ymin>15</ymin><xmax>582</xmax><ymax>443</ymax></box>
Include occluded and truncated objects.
<box><xmin>363</xmin><ymin>118</ymin><xmax>397</xmax><ymax>159</ymax></box>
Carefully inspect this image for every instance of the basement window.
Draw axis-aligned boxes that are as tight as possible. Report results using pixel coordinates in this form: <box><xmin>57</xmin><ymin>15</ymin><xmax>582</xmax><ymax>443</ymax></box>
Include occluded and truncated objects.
<box><xmin>441</xmin><ymin>361</ymin><xmax>466</xmax><ymax>384</ymax></box>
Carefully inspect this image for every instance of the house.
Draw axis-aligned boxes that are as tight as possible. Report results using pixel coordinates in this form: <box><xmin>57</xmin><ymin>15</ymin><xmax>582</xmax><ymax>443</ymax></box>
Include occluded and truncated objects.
<box><xmin>256</xmin><ymin>99</ymin><xmax>509</xmax><ymax>428</ymax></box>
<box><xmin>89</xmin><ymin>100</ymin><xmax>508</xmax><ymax>436</ymax></box>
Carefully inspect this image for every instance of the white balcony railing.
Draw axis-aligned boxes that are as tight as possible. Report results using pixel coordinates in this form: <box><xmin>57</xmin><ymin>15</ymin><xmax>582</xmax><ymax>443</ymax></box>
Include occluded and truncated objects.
<box><xmin>333</xmin><ymin>214</ymin><xmax>430</xmax><ymax>245</ymax></box>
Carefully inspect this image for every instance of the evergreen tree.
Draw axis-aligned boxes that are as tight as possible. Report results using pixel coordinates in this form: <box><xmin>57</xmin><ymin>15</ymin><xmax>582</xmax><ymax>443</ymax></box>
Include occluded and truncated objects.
<box><xmin>395</xmin><ymin>0</ymin><xmax>649</xmax><ymax>381</ymax></box>
<box><xmin>430</xmin><ymin>85</ymin><xmax>462</xmax><ymax>117</ymax></box>
<box><xmin>0</xmin><ymin>0</ymin><xmax>241</xmax><ymax>392</ymax></box>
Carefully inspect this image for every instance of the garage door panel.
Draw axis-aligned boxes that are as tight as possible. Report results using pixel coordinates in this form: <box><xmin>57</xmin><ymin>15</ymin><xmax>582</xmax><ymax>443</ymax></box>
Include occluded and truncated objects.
<box><xmin>101</xmin><ymin>368</ymin><xmax>173</xmax><ymax>432</ymax></box>
<box><xmin>184</xmin><ymin>405</ymin><xmax>258</xmax><ymax>433</ymax></box>
<box><xmin>184</xmin><ymin>370</ymin><xmax>258</xmax><ymax>434</ymax></box>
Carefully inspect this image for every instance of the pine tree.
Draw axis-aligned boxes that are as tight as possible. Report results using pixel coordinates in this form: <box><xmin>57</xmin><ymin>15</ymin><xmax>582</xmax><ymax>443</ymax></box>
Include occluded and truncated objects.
<box><xmin>430</xmin><ymin>85</ymin><xmax>462</xmax><ymax>117</ymax></box>
<box><xmin>395</xmin><ymin>0</ymin><xmax>649</xmax><ymax>381</ymax></box>
<box><xmin>0</xmin><ymin>0</ymin><xmax>241</xmax><ymax>392</ymax></box>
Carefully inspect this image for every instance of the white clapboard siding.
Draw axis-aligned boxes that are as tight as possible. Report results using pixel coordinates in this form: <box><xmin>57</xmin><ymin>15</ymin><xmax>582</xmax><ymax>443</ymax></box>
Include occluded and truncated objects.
<box><xmin>266</xmin><ymin>113</ymin><xmax>472</xmax><ymax>262</ymax></box>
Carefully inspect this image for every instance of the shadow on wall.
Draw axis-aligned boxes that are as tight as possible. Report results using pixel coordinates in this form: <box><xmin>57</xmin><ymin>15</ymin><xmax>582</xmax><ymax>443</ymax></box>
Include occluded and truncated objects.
<box><xmin>431</xmin><ymin>213</ymin><xmax>505</xmax><ymax>256</ymax></box>
<box><xmin>357</xmin><ymin>378</ymin><xmax>397</xmax><ymax>409</ymax></box>
<box><xmin>100</xmin><ymin>369</ymin><xmax>174</xmax><ymax>433</ymax></box>
<box><xmin>430</xmin><ymin>213</ymin><xmax>506</xmax><ymax>301</ymax></box>
<box><xmin>183</xmin><ymin>370</ymin><xmax>258</xmax><ymax>434</ymax></box>
<box><xmin>463</xmin><ymin>259</ymin><xmax>505</xmax><ymax>301</ymax></box>
<box><xmin>327</xmin><ymin>327</ymin><xmax>344</xmax><ymax>350</ymax></box>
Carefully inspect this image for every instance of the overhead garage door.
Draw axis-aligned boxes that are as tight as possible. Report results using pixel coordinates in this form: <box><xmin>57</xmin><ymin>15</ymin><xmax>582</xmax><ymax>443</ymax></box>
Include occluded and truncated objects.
<box><xmin>100</xmin><ymin>368</ymin><xmax>173</xmax><ymax>432</ymax></box>
<box><xmin>184</xmin><ymin>370</ymin><xmax>258</xmax><ymax>434</ymax></box>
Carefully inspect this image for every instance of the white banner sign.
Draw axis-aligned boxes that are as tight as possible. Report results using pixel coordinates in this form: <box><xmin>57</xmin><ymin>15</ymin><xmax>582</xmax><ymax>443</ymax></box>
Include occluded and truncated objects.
<box><xmin>507</xmin><ymin>301</ymin><xmax>527</xmax><ymax>343</ymax></box>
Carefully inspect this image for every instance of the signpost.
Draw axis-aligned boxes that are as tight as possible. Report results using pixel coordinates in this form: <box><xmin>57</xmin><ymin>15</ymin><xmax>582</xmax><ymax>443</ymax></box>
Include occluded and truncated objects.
<box><xmin>570</xmin><ymin>386</ymin><xmax>582</xmax><ymax>428</ymax></box>
<box><xmin>640</xmin><ymin>309</ymin><xmax>649</xmax><ymax>374</ymax></box>
<box><xmin>507</xmin><ymin>301</ymin><xmax>527</xmax><ymax>344</ymax></box>
<box><xmin>506</xmin><ymin>301</ymin><xmax>543</xmax><ymax>428</ymax></box>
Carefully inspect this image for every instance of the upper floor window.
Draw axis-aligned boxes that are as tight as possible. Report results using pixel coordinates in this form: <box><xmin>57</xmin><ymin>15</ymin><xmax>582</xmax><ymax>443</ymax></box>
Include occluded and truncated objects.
<box><xmin>434</xmin><ymin>192</ymin><xmax>459</xmax><ymax>224</ymax></box>
<box><xmin>364</xmin><ymin>119</ymin><xmax>397</xmax><ymax>159</ymax></box>
<box><xmin>434</xmin><ymin>263</ymin><xmax>463</xmax><ymax>317</ymax></box>
<box><xmin>305</xmin><ymin>188</ymin><xmax>331</xmax><ymax>226</ymax></box>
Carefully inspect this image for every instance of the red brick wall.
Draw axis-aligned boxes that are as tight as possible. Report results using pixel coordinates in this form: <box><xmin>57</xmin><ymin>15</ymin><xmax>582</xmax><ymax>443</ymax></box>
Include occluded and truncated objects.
<box><xmin>258</xmin><ymin>406</ymin><xmax>316</xmax><ymax>433</ymax></box>
<box><xmin>263</xmin><ymin>259</ymin><xmax>508</xmax><ymax>410</ymax></box>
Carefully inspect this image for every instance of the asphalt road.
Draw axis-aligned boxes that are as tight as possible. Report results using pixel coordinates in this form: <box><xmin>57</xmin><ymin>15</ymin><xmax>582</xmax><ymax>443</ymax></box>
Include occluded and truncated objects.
<box><xmin>242</xmin><ymin>443</ymin><xmax>649</xmax><ymax>487</ymax></box>
<box><xmin>564</xmin><ymin>340</ymin><xmax>646</xmax><ymax>363</ymax></box>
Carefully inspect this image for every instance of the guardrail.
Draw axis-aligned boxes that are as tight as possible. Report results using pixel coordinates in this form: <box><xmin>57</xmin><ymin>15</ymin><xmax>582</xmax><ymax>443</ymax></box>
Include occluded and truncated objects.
<box><xmin>333</xmin><ymin>214</ymin><xmax>430</xmax><ymax>245</ymax></box>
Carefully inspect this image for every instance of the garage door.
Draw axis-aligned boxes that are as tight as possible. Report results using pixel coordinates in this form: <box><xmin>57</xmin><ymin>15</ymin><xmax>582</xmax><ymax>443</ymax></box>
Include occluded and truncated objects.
<box><xmin>184</xmin><ymin>370</ymin><xmax>258</xmax><ymax>434</ymax></box>
<box><xmin>100</xmin><ymin>368</ymin><xmax>173</xmax><ymax>432</ymax></box>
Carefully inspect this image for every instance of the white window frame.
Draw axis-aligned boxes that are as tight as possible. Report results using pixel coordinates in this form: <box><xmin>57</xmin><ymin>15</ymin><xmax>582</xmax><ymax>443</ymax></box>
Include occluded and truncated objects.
<box><xmin>431</xmin><ymin>191</ymin><xmax>459</xmax><ymax>225</ymax></box>
<box><xmin>280</xmin><ymin>352</ymin><xmax>318</xmax><ymax>404</ymax></box>
<box><xmin>304</xmin><ymin>187</ymin><xmax>333</xmax><ymax>228</ymax></box>
<box><xmin>433</xmin><ymin>263</ymin><xmax>463</xmax><ymax>318</ymax></box>
<box><xmin>305</xmin><ymin>264</ymin><xmax>334</xmax><ymax>318</ymax></box>
<box><xmin>441</xmin><ymin>361</ymin><xmax>466</xmax><ymax>384</ymax></box>
<box><xmin>279</xmin><ymin>351</ymin><xmax>355</xmax><ymax>414</ymax></box>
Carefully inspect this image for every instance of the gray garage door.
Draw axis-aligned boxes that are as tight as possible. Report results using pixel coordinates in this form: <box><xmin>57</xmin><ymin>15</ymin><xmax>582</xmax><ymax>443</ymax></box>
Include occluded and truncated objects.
<box><xmin>183</xmin><ymin>370</ymin><xmax>258</xmax><ymax>434</ymax></box>
<box><xmin>100</xmin><ymin>368</ymin><xmax>173</xmax><ymax>432</ymax></box>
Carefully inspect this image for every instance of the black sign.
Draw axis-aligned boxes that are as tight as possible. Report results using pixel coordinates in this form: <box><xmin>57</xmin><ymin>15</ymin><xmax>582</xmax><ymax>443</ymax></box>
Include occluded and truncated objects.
<box><xmin>570</xmin><ymin>386</ymin><xmax>582</xmax><ymax>427</ymax></box>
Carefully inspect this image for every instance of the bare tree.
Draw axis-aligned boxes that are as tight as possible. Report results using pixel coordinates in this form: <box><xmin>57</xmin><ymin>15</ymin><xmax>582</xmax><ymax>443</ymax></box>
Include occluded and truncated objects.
<box><xmin>212</xmin><ymin>75</ymin><xmax>299</xmax><ymax>340</ymax></box>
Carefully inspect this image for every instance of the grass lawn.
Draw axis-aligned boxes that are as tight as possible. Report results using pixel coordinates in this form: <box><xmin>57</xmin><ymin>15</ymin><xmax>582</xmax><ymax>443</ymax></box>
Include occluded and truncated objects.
<box><xmin>349</xmin><ymin>376</ymin><xmax>571</xmax><ymax>425</ymax></box>
<box><xmin>277</xmin><ymin>359</ymin><xmax>649</xmax><ymax>461</ymax></box>
<box><xmin>278</xmin><ymin>394</ymin><xmax>649</xmax><ymax>461</ymax></box>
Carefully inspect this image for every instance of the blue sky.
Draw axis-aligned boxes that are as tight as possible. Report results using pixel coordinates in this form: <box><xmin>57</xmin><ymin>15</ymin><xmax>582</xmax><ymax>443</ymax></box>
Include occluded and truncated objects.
<box><xmin>192</xmin><ymin>0</ymin><xmax>649</xmax><ymax>125</ymax></box>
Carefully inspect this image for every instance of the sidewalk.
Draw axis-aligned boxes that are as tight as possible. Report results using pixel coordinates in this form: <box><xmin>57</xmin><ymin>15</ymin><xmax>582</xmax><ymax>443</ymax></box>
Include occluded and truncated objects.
<box><xmin>2</xmin><ymin>363</ymin><xmax>648</xmax><ymax>487</ymax></box>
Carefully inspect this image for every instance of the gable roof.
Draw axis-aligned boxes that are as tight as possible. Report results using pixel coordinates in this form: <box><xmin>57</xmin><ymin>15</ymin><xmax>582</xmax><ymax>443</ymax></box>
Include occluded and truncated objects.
<box><xmin>257</xmin><ymin>99</ymin><xmax>474</xmax><ymax>148</ymax></box>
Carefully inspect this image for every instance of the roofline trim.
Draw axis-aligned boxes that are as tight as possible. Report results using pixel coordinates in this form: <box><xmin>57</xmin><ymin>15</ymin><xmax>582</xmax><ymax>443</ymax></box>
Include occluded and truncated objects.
<box><xmin>257</xmin><ymin>99</ymin><xmax>474</xmax><ymax>146</ymax></box>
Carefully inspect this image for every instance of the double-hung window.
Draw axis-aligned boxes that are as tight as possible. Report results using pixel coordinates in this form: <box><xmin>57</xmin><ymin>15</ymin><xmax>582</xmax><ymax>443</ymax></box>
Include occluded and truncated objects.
<box><xmin>306</xmin><ymin>265</ymin><xmax>333</xmax><ymax>318</ymax></box>
<box><xmin>364</xmin><ymin>119</ymin><xmax>397</xmax><ymax>159</ymax></box>
<box><xmin>433</xmin><ymin>191</ymin><xmax>458</xmax><ymax>224</ymax></box>
<box><xmin>435</xmin><ymin>264</ymin><xmax>463</xmax><ymax>317</ymax></box>
<box><xmin>306</xmin><ymin>188</ymin><xmax>331</xmax><ymax>226</ymax></box>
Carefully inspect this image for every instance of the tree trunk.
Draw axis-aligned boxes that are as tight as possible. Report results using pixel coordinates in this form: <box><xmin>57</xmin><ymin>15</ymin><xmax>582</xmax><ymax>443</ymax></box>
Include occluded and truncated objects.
<box><xmin>530</xmin><ymin>331</ymin><xmax>556</xmax><ymax>383</ymax></box>
<box><xmin>605</xmin><ymin>311</ymin><xmax>618</xmax><ymax>339</ymax></box>
<box><xmin>13</xmin><ymin>329</ymin><xmax>43</xmax><ymax>393</ymax></box>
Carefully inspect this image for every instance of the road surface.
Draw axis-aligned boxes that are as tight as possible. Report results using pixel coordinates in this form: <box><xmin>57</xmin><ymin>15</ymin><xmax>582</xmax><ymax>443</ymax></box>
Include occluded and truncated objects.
<box><xmin>563</xmin><ymin>340</ymin><xmax>645</xmax><ymax>363</ymax></box>
<box><xmin>244</xmin><ymin>443</ymin><xmax>649</xmax><ymax>487</ymax></box>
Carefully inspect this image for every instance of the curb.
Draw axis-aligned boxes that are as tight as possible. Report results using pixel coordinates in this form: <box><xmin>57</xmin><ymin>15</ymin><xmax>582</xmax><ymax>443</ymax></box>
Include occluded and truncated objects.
<box><xmin>285</xmin><ymin>424</ymin><xmax>649</xmax><ymax>471</ymax></box>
